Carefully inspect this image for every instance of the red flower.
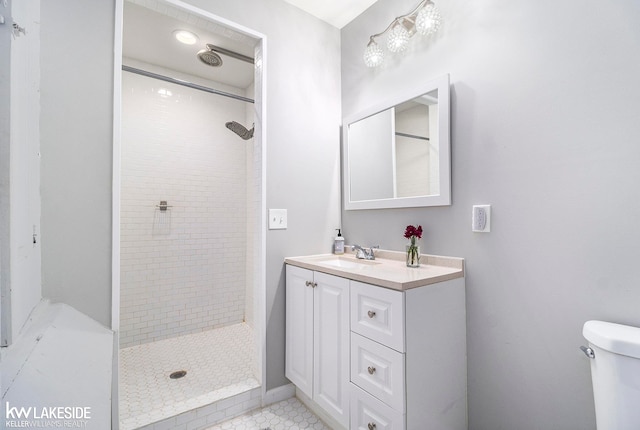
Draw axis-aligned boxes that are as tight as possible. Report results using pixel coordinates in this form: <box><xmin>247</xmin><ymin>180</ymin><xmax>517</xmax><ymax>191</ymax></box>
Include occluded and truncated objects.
<box><xmin>404</xmin><ymin>225</ymin><xmax>423</xmax><ymax>239</ymax></box>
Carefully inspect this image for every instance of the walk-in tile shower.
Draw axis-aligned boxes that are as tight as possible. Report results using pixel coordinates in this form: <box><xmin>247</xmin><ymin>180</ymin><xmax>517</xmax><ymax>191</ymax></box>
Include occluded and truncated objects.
<box><xmin>119</xmin><ymin>2</ymin><xmax>261</xmax><ymax>428</ymax></box>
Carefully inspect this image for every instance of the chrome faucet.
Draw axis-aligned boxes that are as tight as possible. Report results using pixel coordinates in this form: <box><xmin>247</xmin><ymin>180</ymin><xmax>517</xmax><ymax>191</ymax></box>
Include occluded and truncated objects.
<box><xmin>351</xmin><ymin>244</ymin><xmax>379</xmax><ymax>260</ymax></box>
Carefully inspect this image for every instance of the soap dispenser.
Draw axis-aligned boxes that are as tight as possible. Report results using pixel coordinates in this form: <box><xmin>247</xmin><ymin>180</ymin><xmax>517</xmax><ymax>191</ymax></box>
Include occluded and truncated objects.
<box><xmin>334</xmin><ymin>229</ymin><xmax>344</xmax><ymax>255</ymax></box>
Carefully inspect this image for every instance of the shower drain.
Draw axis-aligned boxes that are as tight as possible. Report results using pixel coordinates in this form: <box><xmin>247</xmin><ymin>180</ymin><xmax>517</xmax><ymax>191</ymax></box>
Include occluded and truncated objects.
<box><xmin>169</xmin><ymin>370</ymin><xmax>187</xmax><ymax>379</ymax></box>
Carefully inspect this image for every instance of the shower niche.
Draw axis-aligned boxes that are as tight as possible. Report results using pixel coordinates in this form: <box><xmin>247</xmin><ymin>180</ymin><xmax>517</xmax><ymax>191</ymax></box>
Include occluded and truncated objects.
<box><xmin>117</xmin><ymin>1</ymin><xmax>265</xmax><ymax>429</ymax></box>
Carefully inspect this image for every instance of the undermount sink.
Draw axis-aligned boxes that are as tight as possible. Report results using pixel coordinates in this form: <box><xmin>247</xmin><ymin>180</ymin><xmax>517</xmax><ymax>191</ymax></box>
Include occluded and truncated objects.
<box><xmin>316</xmin><ymin>256</ymin><xmax>381</xmax><ymax>270</ymax></box>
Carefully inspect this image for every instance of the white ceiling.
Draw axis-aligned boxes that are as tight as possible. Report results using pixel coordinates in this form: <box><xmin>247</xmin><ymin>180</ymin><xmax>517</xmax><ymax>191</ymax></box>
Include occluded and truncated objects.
<box><xmin>122</xmin><ymin>2</ymin><xmax>256</xmax><ymax>89</ymax></box>
<box><xmin>282</xmin><ymin>0</ymin><xmax>379</xmax><ymax>28</ymax></box>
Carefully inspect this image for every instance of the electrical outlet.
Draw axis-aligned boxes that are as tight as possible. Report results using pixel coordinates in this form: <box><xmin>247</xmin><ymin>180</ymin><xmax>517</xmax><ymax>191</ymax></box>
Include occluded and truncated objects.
<box><xmin>268</xmin><ymin>209</ymin><xmax>287</xmax><ymax>230</ymax></box>
<box><xmin>472</xmin><ymin>205</ymin><xmax>491</xmax><ymax>232</ymax></box>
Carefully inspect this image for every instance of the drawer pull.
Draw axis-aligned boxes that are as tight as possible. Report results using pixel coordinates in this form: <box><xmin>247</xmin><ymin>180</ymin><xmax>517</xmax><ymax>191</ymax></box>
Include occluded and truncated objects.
<box><xmin>368</xmin><ymin>423</ymin><xmax>376</xmax><ymax>430</ymax></box>
<box><xmin>367</xmin><ymin>366</ymin><xmax>376</xmax><ymax>375</ymax></box>
<box><xmin>367</xmin><ymin>310</ymin><xmax>376</xmax><ymax>318</ymax></box>
<box><xmin>305</xmin><ymin>281</ymin><xmax>317</xmax><ymax>288</ymax></box>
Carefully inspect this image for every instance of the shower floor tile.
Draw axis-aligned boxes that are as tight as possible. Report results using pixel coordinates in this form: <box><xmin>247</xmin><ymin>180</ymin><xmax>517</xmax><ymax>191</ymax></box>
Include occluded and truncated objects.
<box><xmin>205</xmin><ymin>397</ymin><xmax>331</xmax><ymax>430</ymax></box>
<box><xmin>119</xmin><ymin>323</ymin><xmax>259</xmax><ymax>430</ymax></box>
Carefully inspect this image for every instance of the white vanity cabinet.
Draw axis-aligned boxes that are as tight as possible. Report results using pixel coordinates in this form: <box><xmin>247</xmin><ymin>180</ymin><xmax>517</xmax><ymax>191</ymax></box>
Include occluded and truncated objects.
<box><xmin>285</xmin><ymin>265</ymin><xmax>350</xmax><ymax>428</ymax></box>
<box><xmin>285</xmin><ymin>251</ymin><xmax>466</xmax><ymax>430</ymax></box>
<box><xmin>349</xmin><ymin>278</ymin><xmax>467</xmax><ymax>430</ymax></box>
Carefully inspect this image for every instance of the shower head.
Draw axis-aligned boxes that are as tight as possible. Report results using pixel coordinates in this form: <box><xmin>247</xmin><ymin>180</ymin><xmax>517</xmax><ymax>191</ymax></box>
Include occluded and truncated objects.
<box><xmin>197</xmin><ymin>44</ymin><xmax>254</xmax><ymax>68</ymax></box>
<box><xmin>226</xmin><ymin>121</ymin><xmax>254</xmax><ymax>140</ymax></box>
<box><xmin>197</xmin><ymin>47</ymin><xmax>223</xmax><ymax>67</ymax></box>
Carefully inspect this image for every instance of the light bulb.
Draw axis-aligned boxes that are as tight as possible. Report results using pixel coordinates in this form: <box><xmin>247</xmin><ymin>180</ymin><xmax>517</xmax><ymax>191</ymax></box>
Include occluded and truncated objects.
<box><xmin>173</xmin><ymin>30</ymin><xmax>199</xmax><ymax>45</ymax></box>
<box><xmin>363</xmin><ymin>40</ymin><xmax>384</xmax><ymax>68</ymax></box>
<box><xmin>387</xmin><ymin>23</ymin><xmax>410</xmax><ymax>53</ymax></box>
<box><xmin>416</xmin><ymin>2</ymin><xmax>442</xmax><ymax>36</ymax></box>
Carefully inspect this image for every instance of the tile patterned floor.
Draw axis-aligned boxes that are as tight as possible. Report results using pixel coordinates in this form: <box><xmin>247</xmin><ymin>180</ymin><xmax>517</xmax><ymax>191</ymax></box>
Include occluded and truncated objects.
<box><xmin>205</xmin><ymin>397</ymin><xmax>331</xmax><ymax>430</ymax></box>
<box><xmin>119</xmin><ymin>323</ymin><xmax>259</xmax><ymax>430</ymax></box>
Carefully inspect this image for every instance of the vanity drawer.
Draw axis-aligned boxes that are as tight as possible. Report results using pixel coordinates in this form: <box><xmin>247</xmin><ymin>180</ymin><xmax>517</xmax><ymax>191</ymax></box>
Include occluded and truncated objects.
<box><xmin>351</xmin><ymin>332</ymin><xmax>405</xmax><ymax>412</ymax></box>
<box><xmin>351</xmin><ymin>281</ymin><xmax>405</xmax><ymax>352</ymax></box>
<box><xmin>350</xmin><ymin>383</ymin><xmax>405</xmax><ymax>430</ymax></box>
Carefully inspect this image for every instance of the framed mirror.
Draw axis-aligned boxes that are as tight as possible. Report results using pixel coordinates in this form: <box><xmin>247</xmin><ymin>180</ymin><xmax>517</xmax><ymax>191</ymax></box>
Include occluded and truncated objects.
<box><xmin>343</xmin><ymin>74</ymin><xmax>450</xmax><ymax>210</ymax></box>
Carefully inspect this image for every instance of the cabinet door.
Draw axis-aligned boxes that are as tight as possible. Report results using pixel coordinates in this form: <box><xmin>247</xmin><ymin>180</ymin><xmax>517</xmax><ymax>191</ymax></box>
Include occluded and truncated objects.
<box><xmin>314</xmin><ymin>272</ymin><xmax>350</xmax><ymax>428</ymax></box>
<box><xmin>285</xmin><ymin>265</ymin><xmax>314</xmax><ymax>398</ymax></box>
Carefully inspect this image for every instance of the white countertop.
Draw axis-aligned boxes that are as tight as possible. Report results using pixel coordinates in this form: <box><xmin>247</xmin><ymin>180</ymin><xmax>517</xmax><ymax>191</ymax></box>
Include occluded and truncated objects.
<box><xmin>285</xmin><ymin>248</ymin><xmax>464</xmax><ymax>291</ymax></box>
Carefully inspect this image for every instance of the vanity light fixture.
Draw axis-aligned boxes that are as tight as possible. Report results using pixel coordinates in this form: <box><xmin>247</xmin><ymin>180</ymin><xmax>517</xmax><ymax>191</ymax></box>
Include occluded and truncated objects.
<box><xmin>173</xmin><ymin>29</ymin><xmax>199</xmax><ymax>45</ymax></box>
<box><xmin>363</xmin><ymin>0</ymin><xmax>442</xmax><ymax>68</ymax></box>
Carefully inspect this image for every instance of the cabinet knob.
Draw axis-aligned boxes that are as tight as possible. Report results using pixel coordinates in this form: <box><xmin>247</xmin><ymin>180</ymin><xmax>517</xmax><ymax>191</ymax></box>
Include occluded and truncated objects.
<box><xmin>367</xmin><ymin>310</ymin><xmax>376</xmax><ymax>318</ymax></box>
<box><xmin>305</xmin><ymin>281</ymin><xmax>317</xmax><ymax>288</ymax></box>
<box><xmin>367</xmin><ymin>366</ymin><xmax>376</xmax><ymax>375</ymax></box>
<box><xmin>368</xmin><ymin>423</ymin><xmax>376</xmax><ymax>430</ymax></box>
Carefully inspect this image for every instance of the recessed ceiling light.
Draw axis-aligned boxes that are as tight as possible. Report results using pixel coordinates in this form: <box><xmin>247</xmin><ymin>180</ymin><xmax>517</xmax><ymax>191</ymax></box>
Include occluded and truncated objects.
<box><xmin>173</xmin><ymin>30</ymin><xmax>199</xmax><ymax>45</ymax></box>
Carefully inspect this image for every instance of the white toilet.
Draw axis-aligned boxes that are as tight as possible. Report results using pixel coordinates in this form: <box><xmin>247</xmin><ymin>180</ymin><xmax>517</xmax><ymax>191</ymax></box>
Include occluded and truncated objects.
<box><xmin>582</xmin><ymin>320</ymin><xmax>640</xmax><ymax>430</ymax></box>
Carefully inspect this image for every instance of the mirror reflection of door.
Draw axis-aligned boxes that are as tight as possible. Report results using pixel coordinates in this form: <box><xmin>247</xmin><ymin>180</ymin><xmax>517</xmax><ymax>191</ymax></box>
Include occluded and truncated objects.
<box><xmin>348</xmin><ymin>108</ymin><xmax>395</xmax><ymax>201</ymax></box>
<box><xmin>347</xmin><ymin>89</ymin><xmax>439</xmax><ymax>203</ymax></box>
<box><xmin>394</xmin><ymin>89</ymin><xmax>439</xmax><ymax>198</ymax></box>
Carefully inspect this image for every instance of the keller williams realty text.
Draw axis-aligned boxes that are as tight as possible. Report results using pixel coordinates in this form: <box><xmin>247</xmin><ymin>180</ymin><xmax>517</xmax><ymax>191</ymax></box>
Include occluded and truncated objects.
<box><xmin>5</xmin><ymin>403</ymin><xmax>92</xmax><ymax>420</ymax></box>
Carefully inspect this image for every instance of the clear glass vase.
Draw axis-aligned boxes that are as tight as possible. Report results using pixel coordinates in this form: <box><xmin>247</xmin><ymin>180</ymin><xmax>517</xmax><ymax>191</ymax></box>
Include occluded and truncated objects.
<box><xmin>406</xmin><ymin>243</ymin><xmax>420</xmax><ymax>267</ymax></box>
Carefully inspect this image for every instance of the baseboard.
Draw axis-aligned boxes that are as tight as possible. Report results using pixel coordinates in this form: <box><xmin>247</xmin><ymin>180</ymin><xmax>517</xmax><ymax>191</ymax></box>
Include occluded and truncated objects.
<box><xmin>262</xmin><ymin>383</ymin><xmax>295</xmax><ymax>407</ymax></box>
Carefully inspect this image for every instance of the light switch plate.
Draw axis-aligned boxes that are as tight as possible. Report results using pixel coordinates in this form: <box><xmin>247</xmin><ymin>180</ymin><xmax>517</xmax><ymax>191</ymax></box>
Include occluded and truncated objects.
<box><xmin>472</xmin><ymin>205</ymin><xmax>491</xmax><ymax>232</ymax></box>
<box><xmin>269</xmin><ymin>209</ymin><xmax>287</xmax><ymax>230</ymax></box>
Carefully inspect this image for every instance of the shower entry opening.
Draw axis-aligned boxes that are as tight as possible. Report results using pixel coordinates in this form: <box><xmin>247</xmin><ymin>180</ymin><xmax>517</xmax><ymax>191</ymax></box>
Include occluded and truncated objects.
<box><xmin>114</xmin><ymin>1</ymin><xmax>266</xmax><ymax>429</ymax></box>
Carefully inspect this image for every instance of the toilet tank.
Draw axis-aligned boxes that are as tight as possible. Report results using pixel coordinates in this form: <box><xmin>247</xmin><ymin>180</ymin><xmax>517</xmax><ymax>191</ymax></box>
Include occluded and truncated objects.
<box><xmin>583</xmin><ymin>320</ymin><xmax>640</xmax><ymax>430</ymax></box>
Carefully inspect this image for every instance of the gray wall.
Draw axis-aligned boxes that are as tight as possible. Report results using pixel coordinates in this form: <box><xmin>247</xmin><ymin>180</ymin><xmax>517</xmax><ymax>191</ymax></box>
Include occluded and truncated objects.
<box><xmin>40</xmin><ymin>0</ymin><xmax>115</xmax><ymax>327</ymax></box>
<box><xmin>341</xmin><ymin>0</ymin><xmax>640</xmax><ymax>428</ymax></box>
<box><xmin>184</xmin><ymin>0</ymin><xmax>342</xmax><ymax>390</ymax></box>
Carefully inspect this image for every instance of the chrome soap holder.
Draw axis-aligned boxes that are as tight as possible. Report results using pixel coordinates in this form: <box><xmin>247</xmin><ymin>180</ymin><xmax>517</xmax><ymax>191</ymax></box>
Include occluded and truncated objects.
<box><xmin>156</xmin><ymin>200</ymin><xmax>173</xmax><ymax>211</ymax></box>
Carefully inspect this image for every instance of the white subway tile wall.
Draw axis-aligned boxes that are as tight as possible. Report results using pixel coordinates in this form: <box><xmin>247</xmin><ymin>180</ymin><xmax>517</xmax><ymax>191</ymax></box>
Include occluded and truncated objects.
<box><xmin>244</xmin><ymin>80</ymin><xmax>257</xmax><ymax>331</ymax></box>
<box><xmin>120</xmin><ymin>71</ymin><xmax>253</xmax><ymax>348</ymax></box>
